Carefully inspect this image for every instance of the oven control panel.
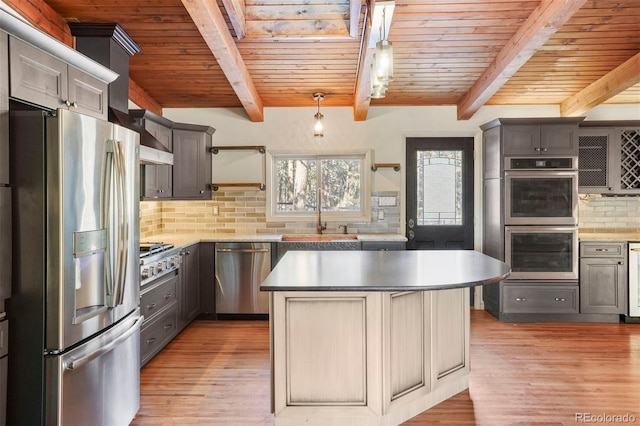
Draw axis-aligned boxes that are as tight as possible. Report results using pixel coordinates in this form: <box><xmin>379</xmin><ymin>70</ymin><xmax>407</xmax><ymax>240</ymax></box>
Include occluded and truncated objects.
<box><xmin>140</xmin><ymin>249</ymin><xmax>182</xmax><ymax>287</ymax></box>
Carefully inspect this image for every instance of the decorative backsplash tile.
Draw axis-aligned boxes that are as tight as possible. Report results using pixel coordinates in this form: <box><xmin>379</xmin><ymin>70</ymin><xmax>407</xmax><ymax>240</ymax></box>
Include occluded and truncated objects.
<box><xmin>139</xmin><ymin>190</ymin><xmax>401</xmax><ymax>238</ymax></box>
<box><xmin>578</xmin><ymin>195</ymin><xmax>640</xmax><ymax>233</ymax></box>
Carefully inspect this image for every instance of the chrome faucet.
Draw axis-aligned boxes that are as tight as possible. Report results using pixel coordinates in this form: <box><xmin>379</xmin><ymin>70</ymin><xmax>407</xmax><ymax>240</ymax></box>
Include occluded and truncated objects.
<box><xmin>338</xmin><ymin>225</ymin><xmax>348</xmax><ymax>234</ymax></box>
<box><xmin>316</xmin><ymin>209</ymin><xmax>327</xmax><ymax>234</ymax></box>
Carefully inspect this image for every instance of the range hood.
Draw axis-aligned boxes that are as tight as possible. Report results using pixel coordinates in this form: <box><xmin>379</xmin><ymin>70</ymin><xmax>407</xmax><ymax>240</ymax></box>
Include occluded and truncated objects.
<box><xmin>69</xmin><ymin>23</ymin><xmax>173</xmax><ymax>165</ymax></box>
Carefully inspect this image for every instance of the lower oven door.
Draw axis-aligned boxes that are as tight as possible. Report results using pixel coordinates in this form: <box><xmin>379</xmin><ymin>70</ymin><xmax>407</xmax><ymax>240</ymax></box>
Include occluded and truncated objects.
<box><xmin>44</xmin><ymin>309</ymin><xmax>142</xmax><ymax>426</ymax></box>
<box><xmin>505</xmin><ymin>226</ymin><xmax>578</xmax><ymax>280</ymax></box>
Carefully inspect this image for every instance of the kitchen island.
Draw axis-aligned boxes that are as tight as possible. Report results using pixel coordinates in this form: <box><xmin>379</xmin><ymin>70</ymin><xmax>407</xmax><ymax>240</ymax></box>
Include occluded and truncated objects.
<box><xmin>261</xmin><ymin>250</ymin><xmax>510</xmax><ymax>425</ymax></box>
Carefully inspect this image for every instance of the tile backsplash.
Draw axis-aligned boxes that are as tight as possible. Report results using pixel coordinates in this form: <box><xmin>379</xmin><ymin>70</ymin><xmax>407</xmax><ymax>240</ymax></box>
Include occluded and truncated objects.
<box><xmin>578</xmin><ymin>195</ymin><xmax>640</xmax><ymax>232</ymax></box>
<box><xmin>140</xmin><ymin>190</ymin><xmax>401</xmax><ymax>239</ymax></box>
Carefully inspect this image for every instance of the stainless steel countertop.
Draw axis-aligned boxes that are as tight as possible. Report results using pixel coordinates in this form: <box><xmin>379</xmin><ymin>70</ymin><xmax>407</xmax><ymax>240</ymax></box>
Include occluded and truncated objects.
<box><xmin>260</xmin><ymin>250</ymin><xmax>510</xmax><ymax>292</ymax></box>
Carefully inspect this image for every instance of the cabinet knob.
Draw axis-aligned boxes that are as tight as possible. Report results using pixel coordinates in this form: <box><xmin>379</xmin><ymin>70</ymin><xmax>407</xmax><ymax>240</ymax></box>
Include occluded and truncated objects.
<box><xmin>534</xmin><ymin>148</ymin><xmax>541</xmax><ymax>152</ymax></box>
<box><xmin>147</xmin><ymin>303</ymin><xmax>156</xmax><ymax>310</ymax></box>
<box><xmin>164</xmin><ymin>324</ymin><xmax>173</xmax><ymax>331</ymax></box>
<box><xmin>542</xmin><ymin>148</ymin><xmax>548</xmax><ymax>152</ymax></box>
<box><xmin>147</xmin><ymin>337</ymin><xmax>157</xmax><ymax>344</ymax></box>
<box><xmin>200</xmin><ymin>190</ymin><xmax>205</xmax><ymax>194</ymax></box>
<box><xmin>554</xmin><ymin>297</ymin><xmax>566</xmax><ymax>302</ymax></box>
<box><xmin>515</xmin><ymin>297</ymin><xmax>527</xmax><ymax>302</ymax></box>
<box><xmin>165</xmin><ymin>293</ymin><xmax>172</xmax><ymax>299</ymax></box>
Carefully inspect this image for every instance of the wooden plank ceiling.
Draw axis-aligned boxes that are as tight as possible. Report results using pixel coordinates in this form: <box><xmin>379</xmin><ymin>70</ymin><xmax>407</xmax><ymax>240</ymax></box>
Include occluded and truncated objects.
<box><xmin>6</xmin><ymin>0</ymin><xmax>640</xmax><ymax>121</ymax></box>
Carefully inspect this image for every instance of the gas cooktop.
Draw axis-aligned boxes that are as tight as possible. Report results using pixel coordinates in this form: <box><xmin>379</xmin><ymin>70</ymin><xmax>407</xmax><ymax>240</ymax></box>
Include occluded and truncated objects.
<box><xmin>139</xmin><ymin>242</ymin><xmax>175</xmax><ymax>258</ymax></box>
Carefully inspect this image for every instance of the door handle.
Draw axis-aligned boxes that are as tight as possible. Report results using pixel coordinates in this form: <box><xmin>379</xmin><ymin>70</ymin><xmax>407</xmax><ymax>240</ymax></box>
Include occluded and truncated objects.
<box><xmin>64</xmin><ymin>316</ymin><xmax>142</xmax><ymax>370</ymax></box>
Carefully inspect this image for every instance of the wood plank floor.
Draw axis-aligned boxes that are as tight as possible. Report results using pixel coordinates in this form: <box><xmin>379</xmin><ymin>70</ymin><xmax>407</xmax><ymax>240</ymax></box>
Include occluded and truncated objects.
<box><xmin>132</xmin><ymin>310</ymin><xmax>640</xmax><ymax>425</ymax></box>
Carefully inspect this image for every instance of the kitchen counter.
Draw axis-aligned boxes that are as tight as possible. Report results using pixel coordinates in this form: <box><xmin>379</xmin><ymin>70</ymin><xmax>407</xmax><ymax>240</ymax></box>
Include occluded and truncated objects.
<box><xmin>262</xmin><ymin>250</ymin><xmax>509</xmax><ymax>425</ymax></box>
<box><xmin>579</xmin><ymin>231</ymin><xmax>640</xmax><ymax>242</ymax></box>
<box><xmin>261</xmin><ymin>250</ymin><xmax>509</xmax><ymax>292</ymax></box>
<box><xmin>141</xmin><ymin>232</ymin><xmax>407</xmax><ymax>249</ymax></box>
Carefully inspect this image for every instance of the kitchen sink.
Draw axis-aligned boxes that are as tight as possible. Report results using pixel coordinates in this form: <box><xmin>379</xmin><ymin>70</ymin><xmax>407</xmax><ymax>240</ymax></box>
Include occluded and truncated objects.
<box><xmin>281</xmin><ymin>234</ymin><xmax>358</xmax><ymax>242</ymax></box>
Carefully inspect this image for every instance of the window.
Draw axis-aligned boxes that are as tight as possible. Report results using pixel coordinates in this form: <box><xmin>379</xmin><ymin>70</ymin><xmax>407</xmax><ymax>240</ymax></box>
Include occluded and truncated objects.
<box><xmin>267</xmin><ymin>152</ymin><xmax>371</xmax><ymax>221</ymax></box>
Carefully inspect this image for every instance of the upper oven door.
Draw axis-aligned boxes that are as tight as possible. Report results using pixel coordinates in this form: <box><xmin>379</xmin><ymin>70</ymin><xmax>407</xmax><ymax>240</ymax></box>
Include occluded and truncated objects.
<box><xmin>504</xmin><ymin>170</ymin><xmax>578</xmax><ymax>225</ymax></box>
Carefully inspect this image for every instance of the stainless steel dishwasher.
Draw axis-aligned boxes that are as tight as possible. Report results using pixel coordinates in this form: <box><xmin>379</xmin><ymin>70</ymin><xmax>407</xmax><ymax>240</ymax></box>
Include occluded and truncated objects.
<box><xmin>215</xmin><ymin>242</ymin><xmax>271</xmax><ymax>315</ymax></box>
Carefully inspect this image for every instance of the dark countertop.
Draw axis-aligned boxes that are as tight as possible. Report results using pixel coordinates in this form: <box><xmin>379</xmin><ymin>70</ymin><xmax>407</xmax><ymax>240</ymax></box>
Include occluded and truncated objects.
<box><xmin>261</xmin><ymin>250</ymin><xmax>511</xmax><ymax>292</ymax></box>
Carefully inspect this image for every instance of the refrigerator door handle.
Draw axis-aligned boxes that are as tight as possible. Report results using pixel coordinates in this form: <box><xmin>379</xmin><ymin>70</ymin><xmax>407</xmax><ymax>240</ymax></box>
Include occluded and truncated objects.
<box><xmin>102</xmin><ymin>143</ymin><xmax>115</xmax><ymax>301</ymax></box>
<box><xmin>117</xmin><ymin>141</ymin><xmax>129</xmax><ymax>306</ymax></box>
<box><xmin>112</xmin><ymin>141</ymin><xmax>127</xmax><ymax>306</ymax></box>
<box><xmin>64</xmin><ymin>315</ymin><xmax>143</xmax><ymax>371</ymax></box>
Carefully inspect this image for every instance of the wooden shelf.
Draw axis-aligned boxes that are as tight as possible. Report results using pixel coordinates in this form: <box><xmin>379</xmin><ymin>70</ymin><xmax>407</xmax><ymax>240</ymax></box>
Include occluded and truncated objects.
<box><xmin>371</xmin><ymin>163</ymin><xmax>401</xmax><ymax>172</ymax></box>
<box><xmin>211</xmin><ymin>182</ymin><xmax>266</xmax><ymax>191</ymax></box>
<box><xmin>210</xmin><ymin>145</ymin><xmax>266</xmax><ymax>154</ymax></box>
<box><xmin>210</xmin><ymin>146</ymin><xmax>267</xmax><ymax>192</ymax></box>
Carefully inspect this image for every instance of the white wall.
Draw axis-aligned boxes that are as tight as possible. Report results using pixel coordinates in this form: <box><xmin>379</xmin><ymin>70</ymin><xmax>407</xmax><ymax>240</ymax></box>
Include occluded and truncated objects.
<box><xmin>162</xmin><ymin>104</ymin><xmax>640</xmax><ymax>248</ymax></box>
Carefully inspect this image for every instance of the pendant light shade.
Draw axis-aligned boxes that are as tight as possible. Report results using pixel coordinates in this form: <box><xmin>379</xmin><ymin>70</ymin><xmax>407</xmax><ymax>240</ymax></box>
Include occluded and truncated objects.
<box><xmin>313</xmin><ymin>93</ymin><xmax>325</xmax><ymax>138</ymax></box>
<box><xmin>375</xmin><ymin>39</ymin><xmax>393</xmax><ymax>83</ymax></box>
<box><xmin>369</xmin><ymin>2</ymin><xmax>395</xmax><ymax>99</ymax></box>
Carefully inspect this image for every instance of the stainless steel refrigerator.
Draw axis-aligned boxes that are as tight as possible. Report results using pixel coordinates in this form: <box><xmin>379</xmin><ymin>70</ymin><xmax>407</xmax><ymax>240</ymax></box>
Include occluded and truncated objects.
<box><xmin>7</xmin><ymin>106</ymin><xmax>142</xmax><ymax>425</ymax></box>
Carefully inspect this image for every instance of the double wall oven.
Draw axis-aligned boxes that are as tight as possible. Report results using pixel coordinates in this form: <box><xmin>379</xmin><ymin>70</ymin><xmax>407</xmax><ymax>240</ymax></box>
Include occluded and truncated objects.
<box><xmin>503</xmin><ymin>157</ymin><xmax>579</xmax><ymax>281</ymax></box>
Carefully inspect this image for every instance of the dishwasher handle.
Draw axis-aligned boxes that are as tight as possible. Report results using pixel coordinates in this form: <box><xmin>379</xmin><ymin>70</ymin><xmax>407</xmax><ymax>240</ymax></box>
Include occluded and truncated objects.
<box><xmin>216</xmin><ymin>248</ymin><xmax>270</xmax><ymax>253</ymax></box>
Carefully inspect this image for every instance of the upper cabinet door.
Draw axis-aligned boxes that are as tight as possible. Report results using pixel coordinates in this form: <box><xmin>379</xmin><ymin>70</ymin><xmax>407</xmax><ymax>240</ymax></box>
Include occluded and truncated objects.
<box><xmin>9</xmin><ymin>36</ymin><xmax>68</xmax><ymax>111</ymax></box>
<box><xmin>540</xmin><ymin>124</ymin><xmax>579</xmax><ymax>156</ymax></box>
<box><xmin>67</xmin><ymin>65</ymin><xmax>108</xmax><ymax>120</ymax></box>
<box><xmin>172</xmin><ymin>128</ymin><xmax>212</xmax><ymax>199</ymax></box>
<box><xmin>502</xmin><ymin>124</ymin><xmax>541</xmax><ymax>156</ymax></box>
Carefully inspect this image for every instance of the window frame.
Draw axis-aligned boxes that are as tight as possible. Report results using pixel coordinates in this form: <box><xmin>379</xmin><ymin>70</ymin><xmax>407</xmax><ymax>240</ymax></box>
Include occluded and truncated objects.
<box><xmin>266</xmin><ymin>150</ymin><xmax>372</xmax><ymax>222</ymax></box>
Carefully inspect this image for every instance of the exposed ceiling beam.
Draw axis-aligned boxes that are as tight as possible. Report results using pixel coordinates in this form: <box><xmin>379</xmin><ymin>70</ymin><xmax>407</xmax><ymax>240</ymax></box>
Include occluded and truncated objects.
<box><xmin>220</xmin><ymin>0</ymin><xmax>246</xmax><ymax>40</ymax></box>
<box><xmin>129</xmin><ymin>78</ymin><xmax>163</xmax><ymax>116</ymax></box>
<box><xmin>349</xmin><ymin>0</ymin><xmax>363</xmax><ymax>39</ymax></box>
<box><xmin>560</xmin><ymin>53</ymin><xmax>640</xmax><ymax>117</ymax></box>
<box><xmin>182</xmin><ymin>0</ymin><xmax>263</xmax><ymax>122</ymax></box>
<box><xmin>456</xmin><ymin>0</ymin><xmax>587</xmax><ymax>120</ymax></box>
<box><xmin>353</xmin><ymin>0</ymin><xmax>374</xmax><ymax>121</ymax></box>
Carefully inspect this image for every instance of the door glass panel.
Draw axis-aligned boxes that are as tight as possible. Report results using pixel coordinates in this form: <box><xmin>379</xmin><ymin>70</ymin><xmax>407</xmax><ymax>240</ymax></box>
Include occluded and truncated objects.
<box><xmin>416</xmin><ymin>150</ymin><xmax>462</xmax><ymax>225</ymax></box>
<box><xmin>510</xmin><ymin>232</ymin><xmax>574</xmax><ymax>272</ymax></box>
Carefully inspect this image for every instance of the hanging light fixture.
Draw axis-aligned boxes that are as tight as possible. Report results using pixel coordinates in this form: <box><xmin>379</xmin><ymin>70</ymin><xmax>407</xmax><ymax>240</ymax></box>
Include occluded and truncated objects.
<box><xmin>375</xmin><ymin>6</ymin><xmax>393</xmax><ymax>84</ymax></box>
<box><xmin>313</xmin><ymin>92</ymin><xmax>325</xmax><ymax>138</ymax></box>
<box><xmin>369</xmin><ymin>2</ymin><xmax>395</xmax><ymax>99</ymax></box>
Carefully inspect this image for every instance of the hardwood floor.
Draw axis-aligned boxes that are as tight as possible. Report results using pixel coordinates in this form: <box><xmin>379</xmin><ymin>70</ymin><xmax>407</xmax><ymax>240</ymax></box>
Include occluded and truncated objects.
<box><xmin>132</xmin><ymin>310</ymin><xmax>640</xmax><ymax>425</ymax></box>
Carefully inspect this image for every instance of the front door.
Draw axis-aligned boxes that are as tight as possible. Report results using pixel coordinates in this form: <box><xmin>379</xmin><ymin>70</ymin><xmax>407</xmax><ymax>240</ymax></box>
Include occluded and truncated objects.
<box><xmin>406</xmin><ymin>137</ymin><xmax>474</xmax><ymax>250</ymax></box>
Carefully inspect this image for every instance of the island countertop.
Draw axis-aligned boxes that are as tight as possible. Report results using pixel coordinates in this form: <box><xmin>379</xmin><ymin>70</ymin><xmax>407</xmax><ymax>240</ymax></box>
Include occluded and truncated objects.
<box><xmin>261</xmin><ymin>250</ymin><xmax>510</xmax><ymax>292</ymax></box>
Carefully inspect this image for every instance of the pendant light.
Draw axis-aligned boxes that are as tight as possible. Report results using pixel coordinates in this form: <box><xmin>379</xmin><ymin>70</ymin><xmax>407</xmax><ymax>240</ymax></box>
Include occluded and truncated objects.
<box><xmin>369</xmin><ymin>2</ymin><xmax>395</xmax><ymax>99</ymax></box>
<box><xmin>313</xmin><ymin>92</ymin><xmax>325</xmax><ymax>138</ymax></box>
<box><xmin>374</xmin><ymin>6</ymin><xmax>393</xmax><ymax>84</ymax></box>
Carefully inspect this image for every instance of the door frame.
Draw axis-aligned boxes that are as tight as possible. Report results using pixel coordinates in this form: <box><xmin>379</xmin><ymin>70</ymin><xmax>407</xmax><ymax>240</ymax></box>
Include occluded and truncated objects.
<box><xmin>401</xmin><ymin>132</ymin><xmax>484</xmax><ymax>308</ymax></box>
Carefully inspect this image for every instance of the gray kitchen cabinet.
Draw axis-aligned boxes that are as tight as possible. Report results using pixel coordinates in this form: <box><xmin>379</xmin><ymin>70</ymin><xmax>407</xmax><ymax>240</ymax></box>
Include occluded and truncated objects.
<box><xmin>179</xmin><ymin>244</ymin><xmax>201</xmax><ymax>329</ymax></box>
<box><xmin>172</xmin><ymin>123</ymin><xmax>214</xmax><ymax>199</ymax></box>
<box><xmin>579</xmin><ymin>242</ymin><xmax>627</xmax><ymax>314</ymax></box>
<box><xmin>198</xmin><ymin>243</ymin><xmax>216</xmax><ymax>317</ymax></box>
<box><xmin>502</xmin><ymin>284</ymin><xmax>579</xmax><ymax>314</ymax></box>
<box><xmin>578</xmin><ymin>123</ymin><xmax>640</xmax><ymax>195</ymax></box>
<box><xmin>140</xmin><ymin>272</ymin><xmax>180</xmax><ymax>367</ymax></box>
<box><xmin>131</xmin><ymin>110</ymin><xmax>173</xmax><ymax>199</ymax></box>
<box><xmin>502</xmin><ymin>123</ymin><xmax>580</xmax><ymax>156</ymax></box>
<box><xmin>8</xmin><ymin>36</ymin><xmax>108</xmax><ymax>120</ymax></box>
<box><xmin>361</xmin><ymin>241</ymin><xmax>406</xmax><ymax>250</ymax></box>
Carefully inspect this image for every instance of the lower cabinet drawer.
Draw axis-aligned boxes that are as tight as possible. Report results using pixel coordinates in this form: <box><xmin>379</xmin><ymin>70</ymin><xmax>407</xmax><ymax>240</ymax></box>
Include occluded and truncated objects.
<box><xmin>140</xmin><ymin>302</ymin><xmax>179</xmax><ymax>367</ymax></box>
<box><xmin>503</xmin><ymin>285</ymin><xmax>579</xmax><ymax>314</ymax></box>
<box><xmin>140</xmin><ymin>273</ymin><xmax>178</xmax><ymax>323</ymax></box>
